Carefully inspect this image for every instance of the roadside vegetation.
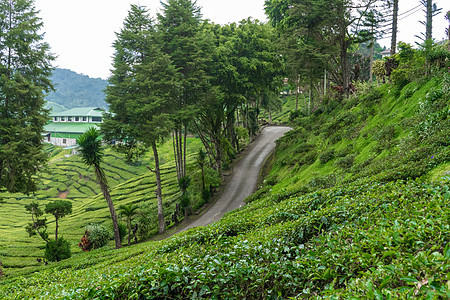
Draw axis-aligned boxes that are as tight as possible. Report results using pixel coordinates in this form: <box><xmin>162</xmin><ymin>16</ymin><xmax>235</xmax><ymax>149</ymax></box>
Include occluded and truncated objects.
<box><xmin>1</xmin><ymin>33</ymin><xmax>449</xmax><ymax>298</ymax></box>
<box><xmin>0</xmin><ymin>0</ymin><xmax>449</xmax><ymax>298</ymax></box>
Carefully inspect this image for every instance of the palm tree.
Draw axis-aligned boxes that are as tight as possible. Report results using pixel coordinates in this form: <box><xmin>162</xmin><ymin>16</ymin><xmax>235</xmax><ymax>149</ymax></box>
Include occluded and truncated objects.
<box><xmin>77</xmin><ymin>127</ymin><xmax>121</xmax><ymax>249</ymax></box>
<box><xmin>196</xmin><ymin>149</ymin><xmax>207</xmax><ymax>192</ymax></box>
<box><xmin>119</xmin><ymin>204</ymin><xmax>139</xmax><ymax>246</ymax></box>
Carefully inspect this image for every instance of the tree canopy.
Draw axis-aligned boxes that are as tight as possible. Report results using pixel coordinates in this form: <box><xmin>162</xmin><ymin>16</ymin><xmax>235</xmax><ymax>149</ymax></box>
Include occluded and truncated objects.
<box><xmin>0</xmin><ymin>0</ymin><xmax>54</xmax><ymax>194</ymax></box>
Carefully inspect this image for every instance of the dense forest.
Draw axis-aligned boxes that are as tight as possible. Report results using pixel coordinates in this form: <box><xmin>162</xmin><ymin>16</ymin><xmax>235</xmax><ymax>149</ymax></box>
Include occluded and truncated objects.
<box><xmin>45</xmin><ymin>68</ymin><xmax>108</xmax><ymax>109</ymax></box>
<box><xmin>0</xmin><ymin>0</ymin><xmax>449</xmax><ymax>298</ymax></box>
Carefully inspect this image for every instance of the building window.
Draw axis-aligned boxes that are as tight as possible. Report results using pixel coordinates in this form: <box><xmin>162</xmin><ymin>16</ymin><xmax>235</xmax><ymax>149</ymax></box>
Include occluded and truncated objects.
<box><xmin>75</xmin><ymin>116</ymin><xmax>79</xmax><ymax>122</ymax></box>
<box><xmin>68</xmin><ymin>116</ymin><xmax>72</xmax><ymax>121</ymax></box>
<box><xmin>53</xmin><ymin>117</ymin><xmax>58</xmax><ymax>122</ymax></box>
<box><xmin>61</xmin><ymin>117</ymin><xmax>65</xmax><ymax>122</ymax></box>
<box><xmin>92</xmin><ymin>117</ymin><xmax>102</xmax><ymax>122</ymax></box>
<box><xmin>62</xmin><ymin>139</ymin><xmax>66</xmax><ymax>144</ymax></box>
<box><xmin>82</xmin><ymin>117</ymin><xmax>87</xmax><ymax>122</ymax></box>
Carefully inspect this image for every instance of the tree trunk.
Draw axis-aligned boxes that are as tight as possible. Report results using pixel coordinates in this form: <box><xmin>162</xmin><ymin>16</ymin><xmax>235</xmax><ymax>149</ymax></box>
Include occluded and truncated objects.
<box><xmin>425</xmin><ymin>0</ymin><xmax>432</xmax><ymax>40</ymax></box>
<box><xmin>152</xmin><ymin>142</ymin><xmax>165</xmax><ymax>234</ymax></box>
<box><xmin>201</xmin><ymin>164</ymin><xmax>205</xmax><ymax>191</ymax></box>
<box><xmin>55</xmin><ymin>217</ymin><xmax>58</xmax><ymax>243</ymax></box>
<box><xmin>173</xmin><ymin>124</ymin><xmax>186</xmax><ymax>181</ymax></box>
<box><xmin>339</xmin><ymin>26</ymin><xmax>350</xmax><ymax>97</ymax></box>
<box><xmin>213</xmin><ymin>139</ymin><xmax>222</xmax><ymax>171</ymax></box>
<box><xmin>390</xmin><ymin>0</ymin><xmax>399</xmax><ymax>55</ymax></box>
<box><xmin>172</xmin><ymin>132</ymin><xmax>179</xmax><ymax>180</ymax></box>
<box><xmin>97</xmin><ymin>170</ymin><xmax>121</xmax><ymax>249</ymax></box>
<box><xmin>268</xmin><ymin>105</ymin><xmax>272</xmax><ymax>124</ymax></box>
<box><xmin>183</xmin><ymin>123</ymin><xmax>187</xmax><ymax>178</ymax></box>
<box><xmin>369</xmin><ymin>41</ymin><xmax>374</xmax><ymax>83</ymax></box>
<box><xmin>295</xmin><ymin>74</ymin><xmax>299</xmax><ymax>111</ymax></box>
<box><xmin>127</xmin><ymin>219</ymin><xmax>131</xmax><ymax>246</ymax></box>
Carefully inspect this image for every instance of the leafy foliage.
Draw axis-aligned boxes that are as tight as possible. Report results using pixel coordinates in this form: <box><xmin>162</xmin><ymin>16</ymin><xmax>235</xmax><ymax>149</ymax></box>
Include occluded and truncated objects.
<box><xmin>44</xmin><ymin>238</ymin><xmax>71</xmax><ymax>262</ymax></box>
<box><xmin>0</xmin><ymin>0</ymin><xmax>54</xmax><ymax>194</ymax></box>
<box><xmin>83</xmin><ymin>224</ymin><xmax>112</xmax><ymax>250</ymax></box>
<box><xmin>77</xmin><ymin>127</ymin><xmax>122</xmax><ymax>249</ymax></box>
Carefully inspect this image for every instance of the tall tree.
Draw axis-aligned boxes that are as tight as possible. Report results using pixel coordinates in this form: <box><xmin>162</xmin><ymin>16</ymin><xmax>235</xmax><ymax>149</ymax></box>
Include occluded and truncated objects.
<box><xmin>390</xmin><ymin>0</ymin><xmax>399</xmax><ymax>55</ymax></box>
<box><xmin>266</xmin><ymin>0</ymin><xmax>379</xmax><ymax>96</ymax></box>
<box><xmin>103</xmin><ymin>4</ymin><xmax>179</xmax><ymax>234</ymax></box>
<box><xmin>196</xmin><ymin>22</ymin><xmax>240</xmax><ymax>169</ymax></box>
<box><xmin>0</xmin><ymin>0</ymin><xmax>54</xmax><ymax>194</ymax></box>
<box><xmin>77</xmin><ymin>127</ymin><xmax>121</xmax><ymax>249</ymax></box>
<box><xmin>119</xmin><ymin>204</ymin><xmax>139</xmax><ymax>246</ymax></box>
<box><xmin>446</xmin><ymin>11</ymin><xmax>450</xmax><ymax>51</ymax></box>
<box><xmin>45</xmin><ymin>200</ymin><xmax>72</xmax><ymax>243</ymax></box>
<box><xmin>232</xmin><ymin>19</ymin><xmax>283</xmax><ymax>136</ymax></box>
<box><xmin>158</xmin><ymin>0</ymin><xmax>210</xmax><ymax>181</ymax></box>
<box><xmin>419</xmin><ymin>0</ymin><xmax>442</xmax><ymax>41</ymax></box>
<box><xmin>25</xmin><ymin>202</ymin><xmax>49</xmax><ymax>242</ymax></box>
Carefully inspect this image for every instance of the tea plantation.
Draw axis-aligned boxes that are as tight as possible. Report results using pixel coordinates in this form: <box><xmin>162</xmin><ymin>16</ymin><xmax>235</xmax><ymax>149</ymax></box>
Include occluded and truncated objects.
<box><xmin>0</xmin><ymin>72</ymin><xmax>449</xmax><ymax>298</ymax></box>
<box><xmin>0</xmin><ymin>138</ymin><xmax>204</xmax><ymax>277</ymax></box>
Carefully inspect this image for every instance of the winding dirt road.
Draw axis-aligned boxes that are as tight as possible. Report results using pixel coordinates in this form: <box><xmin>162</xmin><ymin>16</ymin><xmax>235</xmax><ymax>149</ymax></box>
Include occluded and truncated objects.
<box><xmin>178</xmin><ymin>126</ymin><xmax>291</xmax><ymax>233</ymax></box>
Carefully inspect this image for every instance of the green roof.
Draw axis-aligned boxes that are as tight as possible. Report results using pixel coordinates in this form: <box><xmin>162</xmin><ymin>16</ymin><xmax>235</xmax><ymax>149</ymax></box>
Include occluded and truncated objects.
<box><xmin>50</xmin><ymin>107</ymin><xmax>105</xmax><ymax>117</ymax></box>
<box><xmin>45</xmin><ymin>122</ymin><xmax>100</xmax><ymax>133</ymax></box>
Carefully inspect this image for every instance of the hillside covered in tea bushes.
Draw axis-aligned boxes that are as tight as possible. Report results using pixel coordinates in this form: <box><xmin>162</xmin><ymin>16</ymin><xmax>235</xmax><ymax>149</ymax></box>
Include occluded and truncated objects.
<box><xmin>1</xmin><ymin>58</ymin><xmax>449</xmax><ymax>299</ymax></box>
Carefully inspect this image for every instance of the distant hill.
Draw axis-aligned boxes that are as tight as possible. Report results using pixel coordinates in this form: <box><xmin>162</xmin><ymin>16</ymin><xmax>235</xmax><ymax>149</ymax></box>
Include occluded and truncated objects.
<box><xmin>45</xmin><ymin>68</ymin><xmax>108</xmax><ymax>109</ymax></box>
<box><xmin>44</xmin><ymin>101</ymin><xmax>66</xmax><ymax>113</ymax></box>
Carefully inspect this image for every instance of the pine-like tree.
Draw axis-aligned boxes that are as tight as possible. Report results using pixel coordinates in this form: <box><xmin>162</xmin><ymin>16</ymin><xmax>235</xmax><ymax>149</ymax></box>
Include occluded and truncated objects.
<box><xmin>390</xmin><ymin>0</ymin><xmax>399</xmax><ymax>55</ymax></box>
<box><xmin>103</xmin><ymin>5</ymin><xmax>179</xmax><ymax>234</ymax></box>
<box><xmin>158</xmin><ymin>0</ymin><xmax>210</xmax><ymax>180</ymax></box>
<box><xmin>0</xmin><ymin>0</ymin><xmax>54</xmax><ymax>194</ymax></box>
<box><xmin>419</xmin><ymin>0</ymin><xmax>442</xmax><ymax>41</ymax></box>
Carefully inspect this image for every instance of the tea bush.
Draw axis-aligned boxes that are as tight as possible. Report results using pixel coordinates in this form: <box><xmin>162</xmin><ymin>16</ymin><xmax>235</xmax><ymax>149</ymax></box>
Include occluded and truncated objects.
<box><xmin>0</xmin><ymin>46</ymin><xmax>449</xmax><ymax>299</ymax></box>
<box><xmin>44</xmin><ymin>238</ymin><xmax>71</xmax><ymax>262</ymax></box>
<box><xmin>84</xmin><ymin>224</ymin><xmax>112</xmax><ymax>250</ymax></box>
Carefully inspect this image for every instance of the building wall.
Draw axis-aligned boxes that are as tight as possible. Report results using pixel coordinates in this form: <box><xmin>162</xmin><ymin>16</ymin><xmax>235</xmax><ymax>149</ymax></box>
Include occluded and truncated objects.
<box><xmin>48</xmin><ymin>137</ymin><xmax>78</xmax><ymax>147</ymax></box>
<box><xmin>52</xmin><ymin>116</ymin><xmax>102</xmax><ymax>123</ymax></box>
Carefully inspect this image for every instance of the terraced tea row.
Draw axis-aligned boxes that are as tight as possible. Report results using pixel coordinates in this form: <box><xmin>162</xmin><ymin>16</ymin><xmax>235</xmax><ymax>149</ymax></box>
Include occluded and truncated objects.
<box><xmin>0</xmin><ymin>140</ymin><xmax>203</xmax><ymax>276</ymax></box>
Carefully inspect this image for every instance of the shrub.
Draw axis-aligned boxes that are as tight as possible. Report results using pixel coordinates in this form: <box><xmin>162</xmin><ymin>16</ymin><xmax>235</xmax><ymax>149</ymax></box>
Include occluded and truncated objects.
<box><xmin>201</xmin><ymin>188</ymin><xmax>211</xmax><ymax>203</ymax></box>
<box><xmin>118</xmin><ymin>222</ymin><xmax>127</xmax><ymax>241</ymax></box>
<box><xmin>136</xmin><ymin>209</ymin><xmax>158</xmax><ymax>241</ymax></box>
<box><xmin>85</xmin><ymin>223</ymin><xmax>111</xmax><ymax>250</ymax></box>
<box><xmin>319</xmin><ymin>149</ymin><xmax>335</xmax><ymax>164</ymax></box>
<box><xmin>44</xmin><ymin>238</ymin><xmax>71</xmax><ymax>262</ymax></box>
<box><xmin>372</xmin><ymin>59</ymin><xmax>385</xmax><ymax>84</ymax></box>
<box><xmin>335</xmin><ymin>154</ymin><xmax>356</xmax><ymax>170</ymax></box>
<box><xmin>179</xmin><ymin>193</ymin><xmax>191</xmax><ymax>215</ymax></box>
<box><xmin>336</xmin><ymin>144</ymin><xmax>353</xmax><ymax>158</ymax></box>
<box><xmin>308</xmin><ymin>174</ymin><xmax>337</xmax><ymax>189</ymax></box>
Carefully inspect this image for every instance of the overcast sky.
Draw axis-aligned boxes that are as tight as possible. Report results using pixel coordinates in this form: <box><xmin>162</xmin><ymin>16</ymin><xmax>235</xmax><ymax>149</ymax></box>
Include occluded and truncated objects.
<box><xmin>34</xmin><ymin>0</ymin><xmax>449</xmax><ymax>79</ymax></box>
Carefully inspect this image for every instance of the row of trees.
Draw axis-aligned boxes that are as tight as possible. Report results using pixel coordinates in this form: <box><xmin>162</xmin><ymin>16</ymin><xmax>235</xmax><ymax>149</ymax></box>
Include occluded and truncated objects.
<box><xmin>101</xmin><ymin>1</ymin><xmax>284</xmax><ymax>236</ymax></box>
<box><xmin>264</xmin><ymin>0</ymin><xmax>444</xmax><ymax>100</ymax></box>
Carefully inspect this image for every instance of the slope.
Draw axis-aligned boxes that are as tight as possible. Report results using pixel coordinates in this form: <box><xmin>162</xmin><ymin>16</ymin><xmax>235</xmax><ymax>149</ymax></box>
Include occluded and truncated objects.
<box><xmin>0</xmin><ymin>138</ymin><xmax>204</xmax><ymax>277</ymax></box>
<box><xmin>0</xmin><ymin>65</ymin><xmax>449</xmax><ymax>298</ymax></box>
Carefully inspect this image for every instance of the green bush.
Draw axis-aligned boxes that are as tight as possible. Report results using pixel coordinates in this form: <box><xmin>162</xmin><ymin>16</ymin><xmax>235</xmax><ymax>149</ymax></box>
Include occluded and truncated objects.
<box><xmin>319</xmin><ymin>149</ymin><xmax>335</xmax><ymax>164</ymax></box>
<box><xmin>335</xmin><ymin>154</ymin><xmax>356</xmax><ymax>170</ymax></box>
<box><xmin>179</xmin><ymin>194</ymin><xmax>191</xmax><ymax>218</ymax></box>
<box><xmin>336</xmin><ymin>144</ymin><xmax>353</xmax><ymax>158</ymax></box>
<box><xmin>85</xmin><ymin>223</ymin><xmax>111</xmax><ymax>249</ymax></box>
<box><xmin>44</xmin><ymin>238</ymin><xmax>71</xmax><ymax>262</ymax></box>
<box><xmin>308</xmin><ymin>174</ymin><xmax>337</xmax><ymax>189</ymax></box>
<box><xmin>118</xmin><ymin>222</ymin><xmax>127</xmax><ymax>241</ymax></box>
<box><xmin>136</xmin><ymin>208</ymin><xmax>158</xmax><ymax>241</ymax></box>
